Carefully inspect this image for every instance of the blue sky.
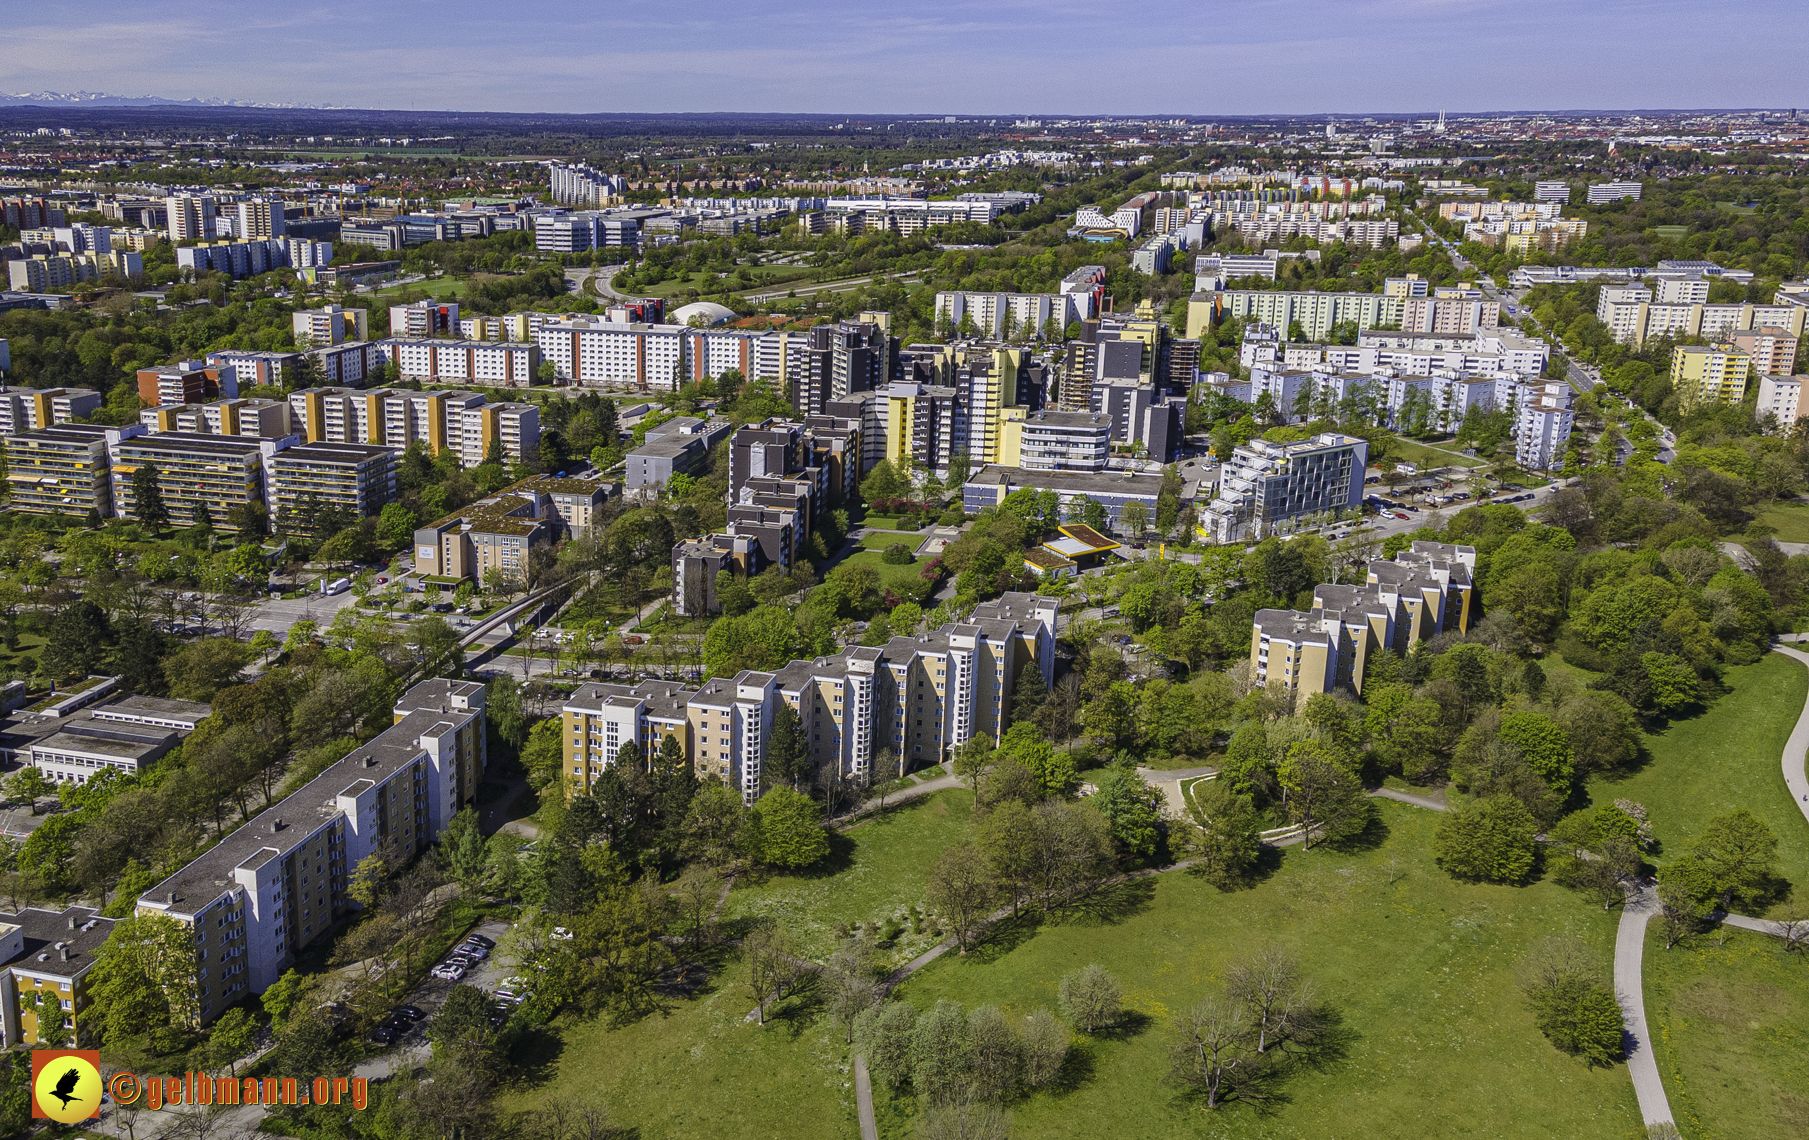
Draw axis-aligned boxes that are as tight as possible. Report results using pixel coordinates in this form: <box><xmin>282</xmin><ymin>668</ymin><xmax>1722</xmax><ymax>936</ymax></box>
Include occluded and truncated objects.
<box><xmin>7</xmin><ymin>1</ymin><xmax>1807</xmax><ymax>114</ymax></box>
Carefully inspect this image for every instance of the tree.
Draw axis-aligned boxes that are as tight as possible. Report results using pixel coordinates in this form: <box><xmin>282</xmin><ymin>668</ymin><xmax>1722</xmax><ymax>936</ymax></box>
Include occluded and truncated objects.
<box><xmin>131</xmin><ymin>463</ymin><xmax>168</xmax><ymax>531</ymax></box>
<box><xmin>1168</xmin><ymin>995</ymin><xmax>1254</xmax><ymax>1110</ymax></box>
<box><xmin>1226</xmin><ymin>946</ymin><xmax>1312</xmax><ymax>1053</ymax></box>
<box><xmin>951</xmin><ymin>732</ymin><xmax>996</xmax><ymax>809</ymax></box>
<box><xmin>88</xmin><ymin>914</ymin><xmax>200</xmax><ymax>1052</ymax></box>
<box><xmin>1687</xmin><ymin>808</ymin><xmax>1779</xmax><ymax>910</ymax></box>
<box><xmin>44</xmin><ymin>600</ymin><xmax>110</xmax><ymax>684</ymax></box>
<box><xmin>162</xmin><ymin>638</ymin><xmax>253</xmax><ymax>701</ymax></box>
<box><xmin>1497</xmin><ymin>711</ymin><xmax>1576</xmax><ymax>798</ymax></box>
<box><xmin>1120</xmin><ymin>501</ymin><xmax>1149</xmax><ymax>542</ymax></box>
<box><xmin>911</xmin><ymin>998</ymin><xmax>973</xmax><ymax>1104</ymax></box>
<box><xmin>682</xmin><ymin>780</ymin><xmax>748</xmax><ymax>868</ymax></box>
<box><xmin>1433</xmin><ymin>795</ymin><xmax>1539</xmax><ymax>884</ymax></box>
<box><xmin>1020</xmin><ymin>1008</ymin><xmax>1069</xmax><ymax>1088</ymax></box>
<box><xmin>753</xmin><ymin>785</ymin><xmax>829</xmax><ymax>869</ymax></box>
<box><xmin>927</xmin><ymin>843</ymin><xmax>997</xmax><ymax>954</ymax></box>
<box><xmin>206</xmin><ymin>1006</ymin><xmax>258</xmax><ymax>1076</ymax></box>
<box><xmin>348</xmin><ymin>853</ymin><xmax>386</xmax><ymax>909</ymax></box>
<box><xmin>1278</xmin><ymin>747</ymin><xmax>1371</xmax><ymax>851</ymax></box>
<box><xmin>765</xmin><ymin>702</ymin><xmax>807</xmax><ymax>791</ymax></box>
<box><xmin>1057</xmin><ymin>964</ymin><xmax>1121</xmax><ymax>1033</ymax></box>
<box><xmin>1656</xmin><ymin>854</ymin><xmax>1718</xmax><ymax>948</ymax></box>
<box><xmin>1518</xmin><ymin>935</ymin><xmax>1623</xmax><ymax>1065</ymax></box>
<box><xmin>249</xmin><ymin>628</ymin><xmax>278</xmax><ymax>663</ymax></box>
<box><xmin>822</xmin><ymin>937</ymin><xmax>883</xmax><ymax>1043</ymax></box>
<box><xmin>1090</xmin><ymin>763</ymin><xmax>1164</xmax><ymax>862</ymax></box>
<box><xmin>439</xmin><ymin>807</ymin><xmax>488</xmax><ymax>894</ymax></box>
<box><xmin>854</xmin><ymin>1002</ymin><xmax>918</xmax><ymax>1093</ymax></box>
<box><xmin>743</xmin><ymin>923</ymin><xmax>797</xmax><ymax>1027</ymax></box>
<box><xmin>1183</xmin><ymin>777</ymin><xmax>1262</xmax><ymax>889</ymax></box>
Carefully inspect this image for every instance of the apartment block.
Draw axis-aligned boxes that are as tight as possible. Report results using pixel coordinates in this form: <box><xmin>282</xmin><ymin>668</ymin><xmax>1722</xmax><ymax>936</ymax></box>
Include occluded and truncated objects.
<box><xmin>165</xmin><ymin>194</ymin><xmax>217</xmax><ymax>242</ymax></box>
<box><xmin>111</xmin><ymin>433</ymin><xmax>270</xmax><ymax>529</ymax></box>
<box><xmin>998</xmin><ymin>409</ymin><xmax>1113</xmax><ymax>472</ymax></box>
<box><xmin>0</xmin><ymin>906</ymin><xmax>117</xmax><ymax>1047</ymax></box>
<box><xmin>0</xmin><ymin>387</ymin><xmax>101</xmax><ymax>435</ymax></box>
<box><xmin>1516</xmin><ymin>398</ymin><xmax>1576</xmax><ymax>471</ymax></box>
<box><xmin>389</xmin><ymin>301</ymin><xmax>460</xmax><ymax>338</ymax></box>
<box><xmin>1756</xmin><ymin>375</ymin><xmax>1807</xmax><ymax>428</ymax></box>
<box><xmin>137</xmin><ymin>679</ymin><xmax>486</xmax><ymax>1022</ymax></box>
<box><xmin>1195</xmin><ymin>289</ymin><xmax>1405</xmax><ymax>342</ymax></box>
<box><xmin>1594</xmin><ymin>285</ymin><xmax>1808</xmax><ymax>348</ymax></box>
<box><xmin>3</xmin><ymin>423</ymin><xmax>130</xmax><ymax>518</ymax></box>
<box><xmin>1251</xmin><ymin>542</ymin><xmax>1475</xmax><ymax>698</ymax></box>
<box><xmin>452</xmin><ymin>400</ymin><xmax>540</xmax><ymax>466</ymax></box>
<box><xmin>267</xmin><ymin>442</ymin><xmax>397</xmax><ymax>527</ymax></box>
<box><xmin>234</xmin><ymin>199</ymin><xmax>286</xmax><ymax>241</ymax></box>
<box><xmin>1586</xmin><ymin>181</ymin><xmax>1642</xmax><ymax>204</ymax></box>
<box><xmin>307</xmin><ymin>340</ymin><xmax>383</xmax><ymax>387</ymax></box>
<box><xmin>377</xmin><ymin>339</ymin><xmax>540</xmax><ymax>388</ymax></box>
<box><xmin>202</xmin><ymin>351</ymin><xmax>293</xmax><ymax>389</ymax></box>
<box><xmin>564</xmin><ymin>593</ymin><xmax>1057</xmax><ymax>803</ymax></box>
<box><xmin>1671</xmin><ymin>344</ymin><xmax>1753</xmax><ymax>408</ymax></box>
<box><xmin>933</xmin><ymin>291</ymin><xmax>1081</xmax><ymax>340</ymax></box>
<box><xmin>411</xmin><ymin>476</ymin><xmax>604</xmax><ymax>582</ymax></box>
<box><xmin>293</xmin><ymin>304</ymin><xmax>369</xmax><ymax>348</ymax></box>
<box><xmin>1202</xmin><ymin>432</ymin><xmax>1367</xmax><ymax>544</ymax></box>
<box><xmin>139</xmin><ymin>398</ymin><xmax>292</xmax><ymax>440</ymax></box>
<box><xmin>137</xmin><ymin>365</ymin><xmax>240</xmax><ymax>407</ymax></box>
<box><xmin>1533</xmin><ymin>181</ymin><xmax>1571</xmax><ymax>204</ymax></box>
<box><xmin>1725</xmin><ymin>326</ymin><xmax>1799</xmax><ymax>376</ymax></box>
<box><xmin>672</xmin><ymin>533</ymin><xmax>761</xmax><ymax>616</ymax></box>
<box><xmin>176</xmin><ymin>240</ymin><xmax>292</xmax><ymax>279</ymax></box>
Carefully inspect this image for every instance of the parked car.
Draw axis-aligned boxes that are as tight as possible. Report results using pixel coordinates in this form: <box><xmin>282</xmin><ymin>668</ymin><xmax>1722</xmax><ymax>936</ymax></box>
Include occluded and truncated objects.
<box><xmin>1392</xmin><ymin>512</ymin><xmax>1411</xmax><ymax>520</ymax></box>
<box><xmin>368</xmin><ymin>1025</ymin><xmax>399</xmax><ymax>1045</ymax></box>
<box><xmin>459</xmin><ymin>941</ymin><xmax>490</xmax><ymax>961</ymax></box>
<box><xmin>468</xmin><ymin>933</ymin><xmax>496</xmax><ymax>949</ymax></box>
<box><xmin>395</xmin><ymin>1004</ymin><xmax>427</xmax><ymax>1021</ymax></box>
<box><xmin>432</xmin><ymin>963</ymin><xmax>467</xmax><ymax>981</ymax></box>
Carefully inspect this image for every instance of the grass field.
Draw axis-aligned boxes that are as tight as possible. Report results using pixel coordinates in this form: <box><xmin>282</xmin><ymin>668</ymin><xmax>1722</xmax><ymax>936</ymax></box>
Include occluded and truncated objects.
<box><xmin>860</xmin><ymin>532</ymin><xmax>922</xmax><ymax>552</ymax></box>
<box><xmin>1383</xmin><ymin>435</ymin><xmax>1487</xmax><ymax>470</ymax></box>
<box><xmin>1753</xmin><ymin>500</ymin><xmax>1809</xmax><ymax>542</ymax></box>
<box><xmin>627</xmin><ymin>264</ymin><xmax>816</xmax><ymax>300</ymax></box>
<box><xmin>495</xmin><ymin>956</ymin><xmax>858</xmax><ymax>1140</ymax></box>
<box><xmin>1644</xmin><ymin>926</ymin><xmax>1809</xmax><ymax>1140</ymax></box>
<box><xmin>888</xmin><ymin>801</ymin><xmax>1639</xmax><ymax>1140</ymax></box>
<box><xmin>373</xmin><ymin>276</ymin><xmax>470</xmax><ymax>299</ymax></box>
<box><xmin>838</xmin><ymin>549</ymin><xmax>935</xmax><ymax>595</ymax></box>
<box><xmin>724</xmin><ymin>789</ymin><xmax>974</xmax><ymax>964</ymax></box>
<box><xmin>1589</xmin><ymin>651</ymin><xmax>1809</xmax><ymax>911</ymax></box>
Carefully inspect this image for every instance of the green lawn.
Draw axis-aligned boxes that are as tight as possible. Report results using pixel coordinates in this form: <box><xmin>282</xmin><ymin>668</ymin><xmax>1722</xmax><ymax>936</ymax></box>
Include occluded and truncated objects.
<box><xmin>1753</xmin><ymin>501</ymin><xmax>1809</xmax><ymax>542</ymax></box>
<box><xmin>860</xmin><ymin>532</ymin><xmax>921</xmax><ymax>552</ymax></box>
<box><xmin>838</xmin><ymin>549</ymin><xmax>935</xmax><ymax>595</ymax></box>
<box><xmin>494</xmin><ymin>955</ymin><xmax>857</xmax><ymax>1140</ymax></box>
<box><xmin>724</xmin><ymin>789</ymin><xmax>975</xmax><ymax>964</ymax></box>
<box><xmin>888</xmin><ymin>801</ymin><xmax>1639</xmax><ymax>1139</ymax></box>
<box><xmin>625</xmin><ymin>264</ymin><xmax>816</xmax><ymax>300</ymax></box>
<box><xmin>1383</xmin><ymin>436</ymin><xmax>1487</xmax><ymax>470</ymax></box>
<box><xmin>1589</xmin><ymin>651</ymin><xmax>1809</xmax><ymax>911</ymax></box>
<box><xmin>372</xmin><ymin>276</ymin><xmax>470</xmax><ymax>299</ymax></box>
<box><xmin>1644</xmin><ymin>926</ymin><xmax>1809</xmax><ymax>1140</ymax></box>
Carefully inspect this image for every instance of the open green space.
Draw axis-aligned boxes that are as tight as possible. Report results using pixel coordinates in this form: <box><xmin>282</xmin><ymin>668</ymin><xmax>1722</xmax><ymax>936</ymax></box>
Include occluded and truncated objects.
<box><xmin>889</xmin><ymin>801</ymin><xmax>1638</xmax><ymax>1139</ymax></box>
<box><xmin>725</xmin><ymin>789</ymin><xmax>974</xmax><ymax>964</ymax></box>
<box><xmin>1714</xmin><ymin>201</ymin><xmax>1759</xmax><ymax>215</ymax></box>
<box><xmin>838</xmin><ymin>549</ymin><xmax>936</xmax><ymax>594</ymax></box>
<box><xmin>1381</xmin><ymin>435</ymin><xmax>1487</xmax><ymax>470</ymax></box>
<box><xmin>1752</xmin><ymin>500</ymin><xmax>1809</xmax><ymax>543</ymax></box>
<box><xmin>0</xmin><ymin>632</ymin><xmax>47</xmax><ymax>675</ymax></box>
<box><xmin>494</xmin><ymin>955</ymin><xmax>856</xmax><ymax>1140</ymax></box>
<box><xmin>372</xmin><ymin>276</ymin><xmax>471</xmax><ymax>299</ymax></box>
<box><xmin>626</xmin><ymin>264</ymin><xmax>816</xmax><ymax>300</ymax></box>
<box><xmin>1589</xmin><ymin>651</ymin><xmax>1809</xmax><ymax>908</ymax></box>
<box><xmin>1653</xmin><ymin>225</ymin><xmax>1690</xmax><ymax>240</ymax></box>
<box><xmin>859</xmin><ymin>532</ymin><xmax>922</xmax><ymax>552</ymax></box>
<box><xmin>1644</xmin><ymin>926</ymin><xmax>1809</xmax><ymax>1140</ymax></box>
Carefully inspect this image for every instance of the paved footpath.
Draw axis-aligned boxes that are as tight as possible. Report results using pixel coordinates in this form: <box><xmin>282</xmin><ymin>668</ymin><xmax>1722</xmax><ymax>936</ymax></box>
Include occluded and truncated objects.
<box><xmin>1613</xmin><ymin>885</ymin><xmax>1673</xmax><ymax>1129</ymax></box>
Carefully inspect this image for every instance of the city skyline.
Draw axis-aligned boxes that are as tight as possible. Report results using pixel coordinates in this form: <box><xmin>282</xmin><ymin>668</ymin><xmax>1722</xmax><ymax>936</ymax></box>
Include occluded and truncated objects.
<box><xmin>7</xmin><ymin>0</ymin><xmax>1809</xmax><ymax>116</ymax></box>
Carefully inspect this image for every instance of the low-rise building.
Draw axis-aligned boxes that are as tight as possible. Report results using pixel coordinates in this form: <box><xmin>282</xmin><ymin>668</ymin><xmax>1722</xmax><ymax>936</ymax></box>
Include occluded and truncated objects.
<box><xmin>24</xmin><ymin>695</ymin><xmax>210</xmax><ymax>785</ymax></box>
<box><xmin>961</xmin><ymin>464</ymin><xmax>1168</xmax><ymax>535</ymax></box>
<box><xmin>626</xmin><ymin>416</ymin><xmax>733</xmax><ymax>496</ymax></box>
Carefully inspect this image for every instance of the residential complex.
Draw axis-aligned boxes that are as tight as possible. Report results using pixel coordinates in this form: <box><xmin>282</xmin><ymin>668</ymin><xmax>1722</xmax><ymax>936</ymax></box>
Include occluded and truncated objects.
<box><xmin>1201</xmin><ymin>432</ymin><xmax>1368</xmax><ymax>544</ymax></box>
<box><xmin>266</xmin><ymin>442</ymin><xmax>399</xmax><ymax>526</ymax></box>
<box><xmin>1756</xmin><ymin>374</ymin><xmax>1808</xmax><ymax>428</ymax></box>
<box><xmin>565</xmin><ymin>592</ymin><xmax>1058</xmax><ymax>804</ymax></box>
<box><xmin>0</xmin><ymin>905</ymin><xmax>117</xmax><ymax>1047</ymax></box>
<box><xmin>293</xmin><ymin>304</ymin><xmax>369</xmax><ymax>347</ymax></box>
<box><xmin>0</xmin><ymin>387</ymin><xmax>101</xmax><ymax>435</ymax></box>
<box><xmin>412</xmin><ymin>474</ymin><xmax>607</xmax><ymax>583</ymax></box>
<box><xmin>1251</xmin><ymin>542</ymin><xmax>1475</xmax><ymax>698</ymax></box>
<box><xmin>1670</xmin><ymin>344</ymin><xmax>1753</xmax><ymax>409</ymax></box>
<box><xmin>287</xmin><ymin>386</ymin><xmax>541</xmax><ymax>464</ymax></box>
<box><xmin>136</xmin><ymin>679</ymin><xmax>487</xmax><ymax>1022</ymax></box>
<box><xmin>1594</xmin><ymin>281</ymin><xmax>1808</xmax><ymax>347</ymax></box>
<box><xmin>2</xmin><ymin>423</ymin><xmax>128</xmax><ymax>518</ymax></box>
<box><xmin>625</xmin><ymin>416</ymin><xmax>735</xmax><ymax>496</ymax></box>
<box><xmin>110</xmin><ymin>432</ymin><xmax>273</xmax><ymax>529</ymax></box>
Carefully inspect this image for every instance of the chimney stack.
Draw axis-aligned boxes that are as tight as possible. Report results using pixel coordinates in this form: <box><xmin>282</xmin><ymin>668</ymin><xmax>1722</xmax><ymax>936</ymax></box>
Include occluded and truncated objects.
<box><xmin>59</xmin><ymin>947</ymin><xmax>67</xmax><ymax>962</ymax></box>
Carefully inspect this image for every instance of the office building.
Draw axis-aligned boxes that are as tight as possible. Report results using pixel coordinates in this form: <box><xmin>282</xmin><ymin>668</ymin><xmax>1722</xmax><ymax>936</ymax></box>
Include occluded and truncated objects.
<box><xmin>1251</xmin><ymin>543</ymin><xmax>1474</xmax><ymax>699</ymax></box>
<box><xmin>998</xmin><ymin>409</ymin><xmax>1113</xmax><ymax>472</ymax></box>
<box><xmin>293</xmin><ymin>305</ymin><xmax>369</xmax><ymax>348</ymax></box>
<box><xmin>136</xmin><ymin>679</ymin><xmax>486</xmax><ymax>1022</ymax></box>
<box><xmin>0</xmin><ymin>387</ymin><xmax>101</xmax><ymax>435</ymax></box>
<box><xmin>961</xmin><ymin>464</ymin><xmax>1166</xmax><ymax>533</ymax></box>
<box><xmin>2</xmin><ymin>423</ymin><xmax>130</xmax><ymax>518</ymax></box>
<box><xmin>1756</xmin><ymin>375</ymin><xmax>1807</xmax><ymax>429</ymax></box>
<box><xmin>23</xmin><ymin>695</ymin><xmax>210</xmax><ymax>785</ymax></box>
<box><xmin>1670</xmin><ymin>344</ymin><xmax>1752</xmax><ymax>408</ymax></box>
<box><xmin>165</xmin><ymin>194</ymin><xmax>217</xmax><ymax>242</ymax></box>
<box><xmin>1201</xmin><ymin>432</ymin><xmax>1367</xmax><ymax>544</ymax></box>
<box><xmin>1725</xmin><ymin>326</ymin><xmax>1799</xmax><ymax>376</ymax></box>
<box><xmin>0</xmin><ymin>905</ymin><xmax>117</xmax><ymax>1047</ymax></box>
<box><xmin>1586</xmin><ymin>181</ymin><xmax>1643</xmax><ymax>204</ymax></box>
<box><xmin>626</xmin><ymin>416</ymin><xmax>734</xmax><ymax>496</ymax></box>
<box><xmin>110</xmin><ymin>433</ymin><xmax>270</xmax><ymax>529</ymax></box>
<box><xmin>267</xmin><ymin>442</ymin><xmax>397</xmax><ymax>527</ymax></box>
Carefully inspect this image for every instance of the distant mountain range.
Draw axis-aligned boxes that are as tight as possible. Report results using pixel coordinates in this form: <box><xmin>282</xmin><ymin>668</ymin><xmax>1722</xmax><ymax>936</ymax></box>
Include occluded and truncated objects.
<box><xmin>0</xmin><ymin>91</ymin><xmax>332</xmax><ymax>109</ymax></box>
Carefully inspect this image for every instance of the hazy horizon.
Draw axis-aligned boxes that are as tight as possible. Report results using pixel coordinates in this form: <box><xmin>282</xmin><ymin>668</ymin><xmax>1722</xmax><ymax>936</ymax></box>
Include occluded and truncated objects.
<box><xmin>7</xmin><ymin>0</ymin><xmax>1807</xmax><ymax>117</ymax></box>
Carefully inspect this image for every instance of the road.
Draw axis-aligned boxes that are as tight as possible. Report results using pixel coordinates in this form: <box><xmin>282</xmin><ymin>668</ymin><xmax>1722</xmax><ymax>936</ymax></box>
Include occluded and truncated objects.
<box><xmin>246</xmin><ymin>587</ymin><xmax>363</xmax><ymax>639</ymax></box>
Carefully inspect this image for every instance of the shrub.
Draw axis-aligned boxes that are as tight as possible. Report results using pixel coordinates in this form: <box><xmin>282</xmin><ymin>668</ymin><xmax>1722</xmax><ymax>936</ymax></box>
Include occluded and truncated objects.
<box><xmin>881</xmin><ymin>543</ymin><xmax>916</xmax><ymax>565</ymax></box>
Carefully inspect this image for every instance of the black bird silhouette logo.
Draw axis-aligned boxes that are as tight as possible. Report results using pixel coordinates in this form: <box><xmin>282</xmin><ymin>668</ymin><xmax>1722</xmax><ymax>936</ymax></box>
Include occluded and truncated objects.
<box><xmin>48</xmin><ymin>1068</ymin><xmax>83</xmax><ymax>1109</ymax></box>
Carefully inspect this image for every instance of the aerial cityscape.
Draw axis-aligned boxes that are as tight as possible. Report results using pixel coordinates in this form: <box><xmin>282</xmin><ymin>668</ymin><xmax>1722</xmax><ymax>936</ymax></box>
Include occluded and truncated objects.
<box><xmin>0</xmin><ymin>7</ymin><xmax>1806</xmax><ymax>1140</ymax></box>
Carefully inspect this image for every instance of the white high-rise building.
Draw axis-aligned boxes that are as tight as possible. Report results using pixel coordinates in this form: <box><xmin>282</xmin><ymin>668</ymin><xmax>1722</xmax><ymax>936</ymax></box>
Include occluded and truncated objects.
<box><xmin>165</xmin><ymin>194</ymin><xmax>217</xmax><ymax>242</ymax></box>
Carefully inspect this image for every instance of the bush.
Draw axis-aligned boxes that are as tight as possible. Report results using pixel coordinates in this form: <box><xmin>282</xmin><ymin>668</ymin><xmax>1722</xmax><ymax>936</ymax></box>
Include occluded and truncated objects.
<box><xmin>881</xmin><ymin>543</ymin><xmax>916</xmax><ymax>565</ymax></box>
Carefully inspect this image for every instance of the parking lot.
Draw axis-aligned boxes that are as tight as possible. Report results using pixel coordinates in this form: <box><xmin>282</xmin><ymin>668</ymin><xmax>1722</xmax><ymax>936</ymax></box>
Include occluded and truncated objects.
<box><xmin>352</xmin><ymin>917</ymin><xmax>516</xmax><ymax>1077</ymax></box>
